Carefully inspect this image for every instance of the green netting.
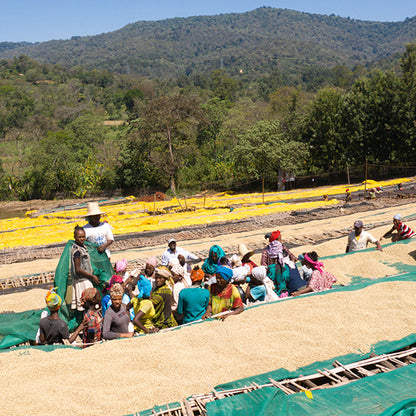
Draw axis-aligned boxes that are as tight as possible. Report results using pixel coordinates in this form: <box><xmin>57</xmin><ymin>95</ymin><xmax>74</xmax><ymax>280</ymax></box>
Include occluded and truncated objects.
<box><xmin>0</xmin><ymin>240</ymin><xmax>113</xmax><ymax>349</ymax></box>
<box><xmin>206</xmin><ymin>365</ymin><xmax>416</xmax><ymax>416</ymax></box>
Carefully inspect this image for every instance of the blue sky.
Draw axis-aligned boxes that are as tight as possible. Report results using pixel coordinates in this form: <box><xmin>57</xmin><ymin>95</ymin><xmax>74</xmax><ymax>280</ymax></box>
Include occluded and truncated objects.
<box><xmin>1</xmin><ymin>0</ymin><xmax>416</xmax><ymax>43</ymax></box>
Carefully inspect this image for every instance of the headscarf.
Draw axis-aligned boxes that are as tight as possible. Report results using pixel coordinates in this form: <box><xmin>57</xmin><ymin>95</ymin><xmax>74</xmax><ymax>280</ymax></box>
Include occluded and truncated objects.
<box><xmin>171</xmin><ymin>264</ymin><xmax>184</xmax><ymax>278</ymax></box>
<box><xmin>215</xmin><ymin>266</ymin><xmax>233</xmax><ymax>282</ymax></box>
<box><xmin>109</xmin><ymin>283</ymin><xmax>124</xmax><ymax>298</ymax></box>
<box><xmin>81</xmin><ymin>287</ymin><xmax>100</xmax><ymax>304</ymax></box>
<box><xmin>146</xmin><ymin>257</ymin><xmax>158</xmax><ymax>268</ymax></box>
<box><xmin>269</xmin><ymin>230</ymin><xmax>281</xmax><ymax>242</ymax></box>
<box><xmin>190</xmin><ymin>268</ymin><xmax>204</xmax><ymax>283</ymax></box>
<box><xmin>45</xmin><ymin>287</ymin><xmax>62</xmax><ymax>311</ymax></box>
<box><xmin>169</xmin><ymin>258</ymin><xmax>180</xmax><ymax>268</ymax></box>
<box><xmin>109</xmin><ymin>274</ymin><xmax>124</xmax><ymax>287</ymax></box>
<box><xmin>267</xmin><ymin>240</ymin><xmax>284</xmax><ymax>265</ymax></box>
<box><xmin>155</xmin><ymin>267</ymin><xmax>172</xmax><ymax>279</ymax></box>
<box><xmin>202</xmin><ymin>245</ymin><xmax>225</xmax><ymax>275</ymax></box>
<box><xmin>304</xmin><ymin>253</ymin><xmax>324</xmax><ymax>274</ymax></box>
<box><xmin>251</xmin><ymin>266</ymin><xmax>267</xmax><ymax>283</ymax></box>
<box><xmin>115</xmin><ymin>259</ymin><xmax>128</xmax><ymax>273</ymax></box>
<box><xmin>230</xmin><ymin>254</ymin><xmax>242</xmax><ymax>268</ymax></box>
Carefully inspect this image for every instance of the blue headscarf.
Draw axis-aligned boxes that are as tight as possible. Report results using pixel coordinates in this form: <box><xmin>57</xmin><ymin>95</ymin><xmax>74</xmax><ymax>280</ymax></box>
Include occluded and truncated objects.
<box><xmin>215</xmin><ymin>266</ymin><xmax>233</xmax><ymax>282</ymax></box>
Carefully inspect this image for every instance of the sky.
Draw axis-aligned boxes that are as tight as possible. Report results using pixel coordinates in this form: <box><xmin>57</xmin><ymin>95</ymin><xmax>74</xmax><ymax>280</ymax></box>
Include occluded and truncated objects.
<box><xmin>1</xmin><ymin>0</ymin><xmax>416</xmax><ymax>43</ymax></box>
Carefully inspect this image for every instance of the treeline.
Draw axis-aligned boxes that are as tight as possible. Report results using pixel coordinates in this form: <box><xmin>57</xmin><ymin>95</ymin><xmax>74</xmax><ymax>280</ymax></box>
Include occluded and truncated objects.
<box><xmin>1</xmin><ymin>44</ymin><xmax>416</xmax><ymax>200</ymax></box>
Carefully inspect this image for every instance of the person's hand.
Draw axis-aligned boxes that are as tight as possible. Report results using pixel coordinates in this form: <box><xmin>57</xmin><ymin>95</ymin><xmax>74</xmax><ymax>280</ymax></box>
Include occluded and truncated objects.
<box><xmin>91</xmin><ymin>275</ymin><xmax>100</xmax><ymax>286</ymax></box>
<box><xmin>97</xmin><ymin>245</ymin><xmax>106</xmax><ymax>254</ymax></box>
<box><xmin>148</xmin><ymin>327</ymin><xmax>159</xmax><ymax>333</ymax></box>
<box><xmin>201</xmin><ymin>313</ymin><xmax>210</xmax><ymax>320</ymax></box>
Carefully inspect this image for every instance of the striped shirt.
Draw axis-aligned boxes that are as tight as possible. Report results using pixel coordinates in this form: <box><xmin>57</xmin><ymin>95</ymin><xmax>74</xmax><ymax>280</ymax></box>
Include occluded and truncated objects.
<box><xmin>397</xmin><ymin>222</ymin><xmax>416</xmax><ymax>239</ymax></box>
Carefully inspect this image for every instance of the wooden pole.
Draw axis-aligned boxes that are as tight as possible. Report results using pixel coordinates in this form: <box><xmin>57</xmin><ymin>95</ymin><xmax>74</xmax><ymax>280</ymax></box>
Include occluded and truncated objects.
<box><xmin>204</xmin><ymin>184</ymin><xmax>206</xmax><ymax>209</ymax></box>
<box><xmin>364</xmin><ymin>158</ymin><xmax>368</xmax><ymax>197</ymax></box>
<box><xmin>262</xmin><ymin>174</ymin><xmax>265</xmax><ymax>205</ymax></box>
<box><xmin>347</xmin><ymin>165</ymin><xmax>350</xmax><ymax>185</ymax></box>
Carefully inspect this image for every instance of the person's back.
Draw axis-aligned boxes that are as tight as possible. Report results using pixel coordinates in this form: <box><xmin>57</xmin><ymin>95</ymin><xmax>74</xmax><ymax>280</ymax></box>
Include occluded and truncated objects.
<box><xmin>39</xmin><ymin>316</ymin><xmax>69</xmax><ymax>345</ymax></box>
<box><xmin>177</xmin><ymin>286</ymin><xmax>210</xmax><ymax>324</ymax></box>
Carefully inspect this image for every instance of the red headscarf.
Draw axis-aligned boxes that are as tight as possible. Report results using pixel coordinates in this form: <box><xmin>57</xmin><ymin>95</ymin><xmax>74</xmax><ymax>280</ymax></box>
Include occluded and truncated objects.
<box><xmin>269</xmin><ymin>230</ymin><xmax>281</xmax><ymax>242</ymax></box>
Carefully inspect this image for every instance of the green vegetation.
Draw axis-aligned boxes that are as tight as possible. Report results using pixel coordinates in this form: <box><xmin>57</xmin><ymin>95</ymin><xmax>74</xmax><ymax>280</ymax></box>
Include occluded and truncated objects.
<box><xmin>1</xmin><ymin>9</ymin><xmax>416</xmax><ymax>200</ymax></box>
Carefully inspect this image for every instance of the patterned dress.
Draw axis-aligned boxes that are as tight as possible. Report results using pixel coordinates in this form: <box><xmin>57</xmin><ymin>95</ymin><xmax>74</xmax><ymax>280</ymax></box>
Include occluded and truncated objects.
<box><xmin>209</xmin><ymin>283</ymin><xmax>243</xmax><ymax>316</ymax></box>
<box><xmin>308</xmin><ymin>270</ymin><xmax>337</xmax><ymax>292</ymax></box>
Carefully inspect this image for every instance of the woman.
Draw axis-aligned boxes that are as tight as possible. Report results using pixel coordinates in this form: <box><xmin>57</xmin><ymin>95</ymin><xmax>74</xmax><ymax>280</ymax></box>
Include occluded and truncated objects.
<box><xmin>151</xmin><ymin>267</ymin><xmax>177</xmax><ymax>329</ymax></box>
<box><xmin>261</xmin><ymin>230</ymin><xmax>297</xmax><ymax>267</ymax></box>
<box><xmin>291</xmin><ymin>251</ymin><xmax>337</xmax><ymax>297</ymax></box>
<box><xmin>202</xmin><ymin>245</ymin><xmax>226</xmax><ymax>276</ymax></box>
<box><xmin>381</xmin><ymin>213</ymin><xmax>416</xmax><ymax>242</ymax></box>
<box><xmin>102</xmin><ymin>283</ymin><xmax>134</xmax><ymax>340</ymax></box>
<box><xmin>202</xmin><ymin>266</ymin><xmax>244</xmax><ymax>321</ymax></box>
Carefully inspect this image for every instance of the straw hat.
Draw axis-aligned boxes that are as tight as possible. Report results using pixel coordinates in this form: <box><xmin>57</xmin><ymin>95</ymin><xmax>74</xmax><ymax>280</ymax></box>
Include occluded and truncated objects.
<box><xmin>86</xmin><ymin>202</ymin><xmax>105</xmax><ymax>217</ymax></box>
<box><xmin>239</xmin><ymin>243</ymin><xmax>254</xmax><ymax>262</ymax></box>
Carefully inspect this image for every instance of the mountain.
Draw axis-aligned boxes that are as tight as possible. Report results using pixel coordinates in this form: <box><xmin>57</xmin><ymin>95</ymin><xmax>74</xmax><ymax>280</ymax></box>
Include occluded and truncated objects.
<box><xmin>1</xmin><ymin>7</ymin><xmax>416</xmax><ymax>80</ymax></box>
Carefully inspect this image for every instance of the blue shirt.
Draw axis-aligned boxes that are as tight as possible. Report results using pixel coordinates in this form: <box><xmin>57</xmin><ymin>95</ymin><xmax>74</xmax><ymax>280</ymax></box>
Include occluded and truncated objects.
<box><xmin>177</xmin><ymin>286</ymin><xmax>210</xmax><ymax>324</ymax></box>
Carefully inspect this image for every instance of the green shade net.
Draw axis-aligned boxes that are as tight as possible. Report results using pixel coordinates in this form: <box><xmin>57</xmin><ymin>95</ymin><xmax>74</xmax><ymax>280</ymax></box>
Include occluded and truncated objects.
<box><xmin>0</xmin><ymin>240</ymin><xmax>113</xmax><ymax>349</ymax></box>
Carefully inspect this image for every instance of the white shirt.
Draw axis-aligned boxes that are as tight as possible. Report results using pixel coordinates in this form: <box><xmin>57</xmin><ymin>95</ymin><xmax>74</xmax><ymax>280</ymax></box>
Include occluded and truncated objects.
<box><xmin>347</xmin><ymin>230</ymin><xmax>378</xmax><ymax>252</ymax></box>
<box><xmin>84</xmin><ymin>222</ymin><xmax>114</xmax><ymax>257</ymax></box>
<box><xmin>161</xmin><ymin>246</ymin><xmax>199</xmax><ymax>266</ymax></box>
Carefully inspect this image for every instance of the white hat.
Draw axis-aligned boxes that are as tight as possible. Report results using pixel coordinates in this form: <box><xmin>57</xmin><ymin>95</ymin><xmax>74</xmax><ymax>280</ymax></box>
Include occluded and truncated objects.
<box><xmin>238</xmin><ymin>244</ymin><xmax>254</xmax><ymax>262</ymax></box>
<box><xmin>393</xmin><ymin>213</ymin><xmax>402</xmax><ymax>221</ymax></box>
<box><xmin>168</xmin><ymin>238</ymin><xmax>176</xmax><ymax>245</ymax></box>
<box><xmin>86</xmin><ymin>202</ymin><xmax>104</xmax><ymax>217</ymax></box>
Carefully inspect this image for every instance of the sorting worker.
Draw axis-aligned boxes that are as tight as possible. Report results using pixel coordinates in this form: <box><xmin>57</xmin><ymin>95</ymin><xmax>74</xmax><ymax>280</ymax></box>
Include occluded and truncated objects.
<box><xmin>380</xmin><ymin>214</ymin><xmax>416</xmax><ymax>242</ymax></box>
<box><xmin>346</xmin><ymin>220</ymin><xmax>382</xmax><ymax>253</ymax></box>
<box><xmin>161</xmin><ymin>238</ymin><xmax>200</xmax><ymax>266</ymax></box>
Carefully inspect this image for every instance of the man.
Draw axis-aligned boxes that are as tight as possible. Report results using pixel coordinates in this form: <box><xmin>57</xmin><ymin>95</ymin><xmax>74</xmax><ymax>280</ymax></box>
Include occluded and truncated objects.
<box><xmin>83</xmin><ymin>202</ymin><xmax>114</xmax><ymax>258</ymax></box>
<box><xmin>161</xmin><ymin>238</ymin><xmax>199</xmax><ymax>266</ymax></box>
<box><xmin>346</xmin><ymin>220</ymin><xmax>382</xmax><ymax>252</ymax></box>
<box><xmin>380</xmin><ymin>214</ymin><xmax>416</xmax><ymax>242</ymax></box>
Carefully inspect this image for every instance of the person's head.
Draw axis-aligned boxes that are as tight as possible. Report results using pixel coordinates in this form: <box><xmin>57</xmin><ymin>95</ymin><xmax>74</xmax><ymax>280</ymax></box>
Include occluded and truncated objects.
<box><xmin>304</xmin><ymin>251</ymin><xmax>319</xmax><ymax>269</ymax></box>
<box><xmin>109</xmin><ymin>283</ymin><xmax>124</xmax><ymax>309</ymax></box>
<box><xmin>393</xmin><ymin>213</ymin><xmax>402</xmax><ymax>227</ymax></box>
<box><xmin>45</xmin><ymin>287</ymin><xmax>62</xmax><ymax>313</ymax></box>
<box><xmin>168</xmin><ymin>238</ymin><xmax>176</xmax><ymax>252</ymax></box>
<box><xmin>215</xmin><ymin>266</ymin><xmax>233</xmax><ymax>289</ymax></box>
<box><xmin>155</xmin><ymin>267</ymin><xmax>171</xmax><ymax>287</ymax></box>
<box><xmin>81</xmin><ymin>288</ymin><xmax>101</xmax><ymax>309</ymax></box>
<box><xmin>177</xmin><ymin>254</ymin><xmax>186</xmax><ymax>267</ymax></box>
<box><xmin>170</xmin><ymin>264</ymin><xmax>184</xmax><ymax>283</ymax></box>
<box><xmin>86</xmin><ymin>202</ymin><xmax>104</xmax><ymax>227</ymax></box>
<box><xmin>219</xmin><ymin>256</ymin><xmax>229</xmax><ymax>266</ymax></box>
<box><xmin>74</xmin><ymin>225</ymin><xmax>86</xmax><ymax>246</ymax></box>
<box><xmin>108</xmin><ymin>274</ymin><xmax>124</xmax><ymax>291</ymax></box>
<box><xmin>353</xmin><ymin>220</ymin><xmax>363</xmax><ymax>236</ymax></box>
<box><xmin>298</xmin><ymin>253</ymin><xmax>306</xmax><ymax>266</ymax></box>
<box><xmin>145</xmin><ymin>257</ymin><xmax>158</xmax><ymax>277</ymax></box>
<box><xmin>115</xmin><ymin>259</ymin><xmax>128</xmax><ymax>274</ymax></box>
<box><xmin>269</xmin><ymin>230</ymin><xmax>281</xmax><ymax>242</ymax></box>
<box><xmin>190</xmin><ymin>266</ymin><xmax>204</xmax><ymax>285</ymax></box>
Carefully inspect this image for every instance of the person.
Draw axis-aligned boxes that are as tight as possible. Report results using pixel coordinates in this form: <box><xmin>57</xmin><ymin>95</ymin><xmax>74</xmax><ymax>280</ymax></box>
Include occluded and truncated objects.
<box><xmin>131</xmin><ymin>296</ymin><xmax>159</xmax><ymax>334</ymax></box>
<box><xmin>298</xmin><ymin>253</ymin><xmax>312</xmax><ymax>282</ymax></box>
<box><xmin>114</xmin><ymin>258</ymin><xmax>129</xmax><ymax>281</ymax></box>
<box><xmin>101</xmin><ymin>274</ymin><xmax>132</xmax><ymax>318</ymax></box>
<box><xmin>346</xmin><ymin>220</ymin><xmax>382</xmax><ymax>252</ymax></box>
<box><xmin>177</xmin><ymin>267</ymin><xmax>210</xmax><ymax>324</ymax></box>
<box><xmin>102</xmin><ymin>283</ymin><xmax>134</xmax><ymax>340</ymax></box>
<box><xmin>70</xmin><ymin>225</ymin><xmax>100</xmax><ymax>312</ymax></box>
<box><xmin>151</xmin><ymin>268</ymin><xmax>177</xmax><ymax>329</ymax></box>
<box><xmin>261</xmin><ymin>231</ymin><xmax>297</xmax><ymax>267</ymax></box>
<box><xmin>381</xmin><ymin>214</ymin><xmax>416</xmax><ymax>242</ymax></box>
<box><xmin>80</xmin><ymin>288</ymin><xmax>103</xmax><ymax>347</ymax></box>
<box><xmin>291</xmin><ymin>252</ymin><xmax>337</xmax><ymax>297</ymax></box>
<box><xmin>128</xmin><ymin>257</ymin><xmax>158</xmax><ymax>297</ymax></box>
<box><xmin>161</xmin><ymin>238</ymin><xmax>199</xmax><ymax>266</ymax></box>
<box><xmin>202</xmin><ymin>245</ymin><xmax>226</xmax><ymax>276</ymax></box>
<box><xmin>202</xmin><ymin>266</ymin><xmax>244</xmax><ymax>321</ymax></box>
<box><xmin>39</xmin><ymin>287</ymin><xmax>70</xmax><ymax>345</ymax></box>
<box><xmin>345</xmin><ymin>189</ymin><xmax>352</xmax><ymax>203</ymax></box>
<box><xmin>239</xmin><ymin>243</ymin><xmax>257</xmax><ymax>271</ymax></box>
<box><xmin>83</xmin><ymin>202</ymin><xmax>114</xmax><ymax>258</ymax></box>
<box><xmin>246</xmin><ymin>266</ymin><xmax>279</xmax><ymax>303</ymax></box>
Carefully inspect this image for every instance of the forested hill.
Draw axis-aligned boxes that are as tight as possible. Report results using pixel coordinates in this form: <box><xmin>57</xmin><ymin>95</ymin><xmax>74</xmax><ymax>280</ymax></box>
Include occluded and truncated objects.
<box><xmin>1</xmin><ymin>7</ymin><xmax>416</xmax><ymax>80</ymax></box>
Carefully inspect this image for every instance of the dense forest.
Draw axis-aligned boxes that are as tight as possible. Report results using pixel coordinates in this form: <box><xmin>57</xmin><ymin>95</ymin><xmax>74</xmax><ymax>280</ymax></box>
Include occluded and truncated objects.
<box><xmin>1</xmin><ymin>8</ymin><xmax>416</xmax><ymax>81</ymax></box>
<box><xmin>0</xmin><ymin>8</ymin><xmax>416</xmax><ymax>200</ymax></box>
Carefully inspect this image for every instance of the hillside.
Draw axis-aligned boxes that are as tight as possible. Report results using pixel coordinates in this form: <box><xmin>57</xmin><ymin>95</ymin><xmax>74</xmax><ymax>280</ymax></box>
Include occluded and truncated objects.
<box><xmin>1</xmin><ymin>7</ymin><xmax>416</xmax><ymax>79</ymax></box>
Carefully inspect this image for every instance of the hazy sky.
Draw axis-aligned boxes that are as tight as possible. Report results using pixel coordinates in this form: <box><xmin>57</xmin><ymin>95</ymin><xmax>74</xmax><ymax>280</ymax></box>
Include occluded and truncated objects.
<box><xmin>1</xmin><ymin>0</ymin><xmax>416</xmax><ymax>43</ymax></box>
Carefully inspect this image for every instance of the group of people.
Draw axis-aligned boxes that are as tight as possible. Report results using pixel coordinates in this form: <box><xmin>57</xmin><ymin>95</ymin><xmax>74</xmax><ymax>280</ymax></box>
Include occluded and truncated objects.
<box><xmin>38</xmin><ymin>203</ymin><xmax>414</xmax><ymax>347</ymax></box>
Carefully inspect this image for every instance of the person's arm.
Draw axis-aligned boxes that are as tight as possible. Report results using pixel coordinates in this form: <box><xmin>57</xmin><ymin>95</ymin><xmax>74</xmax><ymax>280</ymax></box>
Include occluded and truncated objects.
<box><xmin>221</xmin><ymin>305</ymin><xmax>244</xmax><ymax>321</ymax></box>
<box><xmin>69</xmin><ymin>319</ymin><xmax>86</xmax><ymax>344</ymax></box>
<box><xmin>74</xmin><ymin>256</ymin><xmax>100</xmax><ymax>285</ymax></box>
<box><xmin>132</xmin><ymin>311</ymin><xmax>159</xmax><ymax>334</ymax></box>
<box><xmin>291</xmin><ymin>286</ymin><xmax>313</xmax><ymax>297</ymax></box>
<box><xmin>181</xmin><ymin>248</ymin><xmax>200</xmax><ymax>261</ymax></box>
<box><xmin>380</xmin><ymin>226</ymin><xmax>396</xmax><ymax>240</ymax></box>
<box><xmin>97</xmin><ymin>239</ymin><xmax>114</xmax><ymax>254</ymax></box>
<box><xmin>260</xmin><ymin>248</ymin><xmax>269</xmax><ymax>266</ymax></box>
<box><xmin>177</xmin><ymin>291</ymin><xmax>184</xmax><ymax>315</ymax></box>
<box><xmin>376</xmin><ymin>241</ymin><xmax>382</xmax><ymax>251</ymax></box>
<box><xmin>102</xmin><ymin>310</ymin><xmax>120</xmax><ymax>340</ymax></box>
<box><xmin>202</xmin><ymin>304</ymin><xmax>212</xmax><ymax>320</ymax></box>
<box><xmin>39</xmin><ymin>325</ymin><xmax>46</xmax><ymax>344</ymax></box>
